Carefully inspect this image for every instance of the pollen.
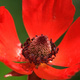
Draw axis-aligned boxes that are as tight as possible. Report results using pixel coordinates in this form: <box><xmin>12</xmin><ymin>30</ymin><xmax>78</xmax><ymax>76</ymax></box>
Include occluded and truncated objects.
<box><xmin>22</xmin><ymin>34</ymin><xmax>59</xmax><ymax>66</ymax></box>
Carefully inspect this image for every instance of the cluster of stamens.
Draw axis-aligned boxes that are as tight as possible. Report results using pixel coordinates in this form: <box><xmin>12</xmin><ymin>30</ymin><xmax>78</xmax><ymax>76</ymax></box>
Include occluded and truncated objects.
<box><xmin>21</xmin><ymin>34</ymin><xmax>59</xmax><ymax>66</ymax></box>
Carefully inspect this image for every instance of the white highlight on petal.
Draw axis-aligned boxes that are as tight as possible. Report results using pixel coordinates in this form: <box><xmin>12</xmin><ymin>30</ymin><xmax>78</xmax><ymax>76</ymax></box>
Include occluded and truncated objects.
<box><xmin>16</xmin><ymin>43</ymin><xmax>22</xmax><ymax>56</ymax></box>
<box><xmin>4</xmin><ymin>74</ymin><xmax>12</xmax><ymax>78</ymax></box>
<box><xmin>17</xmin><ymin>48</ymin><xmax>22</xmax><ymax>56</ymax></box>
<box><xmin>17</xmin><ymin>43</ymin><xmax>21</xmax><ymax>47</ymax></box>
<box><xmin>48</xmin><ymin>61</ymin><xmax>53</xmax><ymax>65</ymax></box>
<box><xmin>49</xmin><ymin>61</ymin><xmax>52</xmax><ymax>63</ymax></box>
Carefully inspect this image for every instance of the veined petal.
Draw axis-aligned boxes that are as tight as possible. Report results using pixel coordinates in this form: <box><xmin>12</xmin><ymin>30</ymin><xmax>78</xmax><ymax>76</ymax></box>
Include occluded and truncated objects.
<box><xmin>22</xmin><ymin>0</ymin><xmax>75</xmax><ymax>42</ymax></box>
<box><xmin>34</xmin><ymin>64</ymin><xmax>79</xmax><ymax>79</ymax></box>
<box><xmin>52</xmin><ymin>17</ymin><xmax>80</xmax><ymax>67</ymax></box>
<box><xmin>0</xmin><ymin>6</ymin><xmax>33</xmax><ymax>75</ymax></box>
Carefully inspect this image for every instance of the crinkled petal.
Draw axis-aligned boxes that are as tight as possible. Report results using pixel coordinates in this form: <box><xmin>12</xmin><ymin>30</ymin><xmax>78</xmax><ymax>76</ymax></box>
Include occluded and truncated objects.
<box><xmin>22</xmin><ymin>0</ymin><xmax>75</xmax><ymax>42</ymax></box>
<box><xmin>34</xmin><ymin>64</ymin><xmax>80</xmax><ymax>79</ymax></box>
<box><xmin>52</xmin><ymin>17</ymin><xmax>80</xmax><ymax>67</ymax></box>
<box><xmin>0</xmin><ymin>6</ymin><xmax>33</xmax><ymax>75</ymax></box>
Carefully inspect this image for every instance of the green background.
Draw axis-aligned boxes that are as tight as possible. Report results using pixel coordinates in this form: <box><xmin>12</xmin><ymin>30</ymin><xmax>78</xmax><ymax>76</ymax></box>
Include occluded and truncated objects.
<box><xmin>0</xmin><ymin>0</ymin><xmax>80</xmax><ymax>80</ymax></box>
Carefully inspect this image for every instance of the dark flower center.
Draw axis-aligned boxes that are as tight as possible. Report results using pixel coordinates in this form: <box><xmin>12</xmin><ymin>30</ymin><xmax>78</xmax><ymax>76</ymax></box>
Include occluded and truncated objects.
<box><xmin>21</xmin><ymin>34</ymin><xmax>59</xmax><ymax>66</ymax></box>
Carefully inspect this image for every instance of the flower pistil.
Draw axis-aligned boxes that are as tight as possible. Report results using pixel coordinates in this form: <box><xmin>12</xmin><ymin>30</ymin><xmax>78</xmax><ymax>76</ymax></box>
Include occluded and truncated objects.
<box><xmin>22</xmin><ymin>34</ymin><xmax>59</xmax><ymax>67</ymax></box>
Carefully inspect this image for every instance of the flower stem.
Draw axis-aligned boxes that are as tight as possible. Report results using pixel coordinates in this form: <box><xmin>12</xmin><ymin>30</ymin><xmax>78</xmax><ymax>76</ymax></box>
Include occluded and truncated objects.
<box><xmin>28</xmin><ymin>72</ymin><xmax>42</xmax><ymax>80</ymax></box>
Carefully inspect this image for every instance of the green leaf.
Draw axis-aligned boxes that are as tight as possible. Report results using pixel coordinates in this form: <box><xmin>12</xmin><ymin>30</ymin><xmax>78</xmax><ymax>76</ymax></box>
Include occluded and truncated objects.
<box><xmin>52</xmin><ymin>65</ymin><xmax>68</xmax><ymax>69</ymax></box>
<box><xmin>13</xmin><ymin>61</ymin><xmax>26</xmax><ymax>63</ymax></box>
<box><xmin>55</xmin><ymin>31</ymin><xmax>67</xmax><ymax>46</ymax></box>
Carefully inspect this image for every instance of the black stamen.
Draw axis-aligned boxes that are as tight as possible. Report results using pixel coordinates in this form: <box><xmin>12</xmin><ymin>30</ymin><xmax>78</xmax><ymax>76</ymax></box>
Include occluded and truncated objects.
<box><xmin>21</xmin><ymin>35</ymin><xmax>59</xmax><ymax>66</ymax></box>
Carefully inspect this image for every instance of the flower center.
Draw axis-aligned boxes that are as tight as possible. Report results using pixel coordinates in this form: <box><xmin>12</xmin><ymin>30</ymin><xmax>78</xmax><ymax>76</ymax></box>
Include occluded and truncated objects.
<box><xmin>22</xmin><ymin>34</ymin><xmax>59</xmax><ymax>66</ymax></box>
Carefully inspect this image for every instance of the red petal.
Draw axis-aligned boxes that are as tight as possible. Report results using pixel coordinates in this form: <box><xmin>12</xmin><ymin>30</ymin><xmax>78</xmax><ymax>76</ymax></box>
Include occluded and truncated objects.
<box><xmin>0</xmin><ymin>6</ymin><xmax>20</xmax><ymax>60</ymax></box>
<box><xmin>22</xmin><ymin>0</ymin><xmax>75</xmax><ymax>42</ymax></box>
<box><xmin>0</xmin><ymin>6</ymin><xmax>33</xmax><ymax>75</ymax></box>
<box><xmin>0</xmin><ymin>56</ymin><xmax>33</xmax><ymax>75</ymax></box>
<box><xmin>52</xmin><ymin>17</ymin><xmax>80</xmax><ymax>67</ymax></box>
<box><xmin>34</xmin><ymin>64</ymin><xmax>80</xmax><ymax>79</ymax></box>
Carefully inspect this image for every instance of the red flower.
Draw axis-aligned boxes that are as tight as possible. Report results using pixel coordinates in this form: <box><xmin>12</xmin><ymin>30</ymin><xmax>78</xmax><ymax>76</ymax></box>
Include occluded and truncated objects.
<box><xmin>0</xmin><ymin>0</ymin><xmax>80</xmax><ymax>80</ymax></box>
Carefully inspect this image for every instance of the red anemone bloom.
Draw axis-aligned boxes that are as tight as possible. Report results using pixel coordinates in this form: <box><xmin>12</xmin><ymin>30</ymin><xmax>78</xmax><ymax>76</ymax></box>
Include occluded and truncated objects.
<box><xmin>0</xmin><ymin>0</ymin><xmax>80</xmax><ymax>80</ymax></box>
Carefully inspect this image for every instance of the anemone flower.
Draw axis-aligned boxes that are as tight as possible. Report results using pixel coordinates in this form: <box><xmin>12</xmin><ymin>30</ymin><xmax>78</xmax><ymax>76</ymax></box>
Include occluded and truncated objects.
<box><xmin>0</xmin><ymin>0</ymin><xmax>80</xmax><ymax>80</ymax></box>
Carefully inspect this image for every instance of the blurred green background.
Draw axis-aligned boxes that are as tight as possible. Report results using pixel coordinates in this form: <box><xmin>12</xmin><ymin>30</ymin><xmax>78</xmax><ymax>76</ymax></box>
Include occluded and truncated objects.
<box><xmin>0</xmin><ymin>0</ymin><xmax>80</xmax><ymax>80</ymax></box>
